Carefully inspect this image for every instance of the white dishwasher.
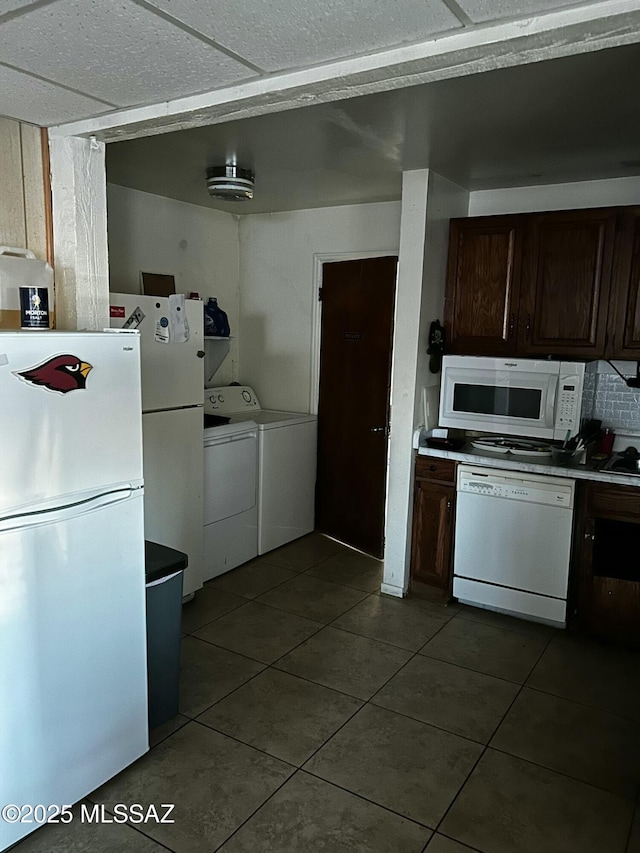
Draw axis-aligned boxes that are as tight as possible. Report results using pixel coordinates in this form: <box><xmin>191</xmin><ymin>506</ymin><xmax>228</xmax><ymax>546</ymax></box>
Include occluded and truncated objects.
<box><xmin>453</xmin><ymin>465</ymin><xmax>575</xmax><ymax>627</ymax></box>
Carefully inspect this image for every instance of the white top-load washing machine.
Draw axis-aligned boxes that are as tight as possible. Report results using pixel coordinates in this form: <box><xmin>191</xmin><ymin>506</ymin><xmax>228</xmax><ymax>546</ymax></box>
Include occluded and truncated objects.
<box><xmin>205</xmin><ymin>386</ymin><xmax>318</xmax><ymax>555</ymax></box>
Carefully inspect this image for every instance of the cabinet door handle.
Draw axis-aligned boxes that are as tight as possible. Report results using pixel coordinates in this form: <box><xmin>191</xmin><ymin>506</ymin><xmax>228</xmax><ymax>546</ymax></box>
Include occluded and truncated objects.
<box><xmin>584</xmin><ymin>520</ymin><xmax>595</xmax><ymax>541</ymax></box>
<box><xmin>525</xmin><ymin>314</ymin><xmax>531</xmax><ymax>340</ymax></box>
<box><xmin>429</xmin><ymin>464</ymin><xmax>437</xmax><ymax>472</ymax></box>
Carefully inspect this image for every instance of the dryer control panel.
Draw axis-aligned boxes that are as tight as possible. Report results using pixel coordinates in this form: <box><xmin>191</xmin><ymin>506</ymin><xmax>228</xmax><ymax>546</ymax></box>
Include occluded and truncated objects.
<box><xmin>204</xmin><ymin>385</ymin><xmax>260</xmax><ymax>415</ymax></box>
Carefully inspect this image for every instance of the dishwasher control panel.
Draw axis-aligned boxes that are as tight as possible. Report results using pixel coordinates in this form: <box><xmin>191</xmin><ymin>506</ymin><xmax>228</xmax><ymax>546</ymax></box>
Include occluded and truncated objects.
<box><xmin>457</xmin><ymin>465</ymin><xmax>574</xmax><ymax>508</ymax></box>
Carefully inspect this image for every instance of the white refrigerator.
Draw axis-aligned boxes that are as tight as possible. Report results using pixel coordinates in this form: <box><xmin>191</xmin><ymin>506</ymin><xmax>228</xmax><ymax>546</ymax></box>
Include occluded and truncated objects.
<box><xmin>0</xmin><ymin>330</ymin><xmax>149</xmax><ymax>851</ymax></box>
<box><xmin>110</xmin><ymin>293</ymin><xmax>204</xmax><ymax>598</ymax></box>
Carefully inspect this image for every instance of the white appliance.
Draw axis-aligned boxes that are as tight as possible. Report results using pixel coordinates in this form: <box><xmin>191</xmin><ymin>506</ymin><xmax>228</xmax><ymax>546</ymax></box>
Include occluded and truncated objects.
<box><xmin>453</xmin><ymin>465</ymin><xmax>575</xmax><ymax>627</ymax></box>
<box><xmin>0</xmin><ymin>330</ymin><xmax>148</xmax><ymax>851</ymax></box>
<box><xmin>439</xmin><ymin>355</ymin><xmax>585</xmax><ymax>441</ymax></box>
<box><xmin>205</xmin><ymin>386</ymin><xmax>317</xmax><ymax>554</ymax></box>
<box><xmin>203</xmin><ymin>419</ymin><xmax>258</xmax><ymax>580</ymax></box>
<box><xmin>110</xmin><ymin>293</ymin><xmax>204</xmax><ymax>598</ymax></box>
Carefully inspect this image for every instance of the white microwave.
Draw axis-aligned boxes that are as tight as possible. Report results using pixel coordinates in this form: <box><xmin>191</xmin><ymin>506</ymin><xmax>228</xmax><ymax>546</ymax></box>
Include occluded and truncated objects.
<box><xmin>439</xmin><ymin>355</ymin><xmax>586</xmax><ymax>441</ymax></box>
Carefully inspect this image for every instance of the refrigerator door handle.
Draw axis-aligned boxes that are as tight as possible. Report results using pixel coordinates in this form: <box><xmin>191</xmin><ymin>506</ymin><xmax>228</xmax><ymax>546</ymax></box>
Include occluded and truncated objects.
<box><xmin>0</xmin><ymin>487</ymin><xmax>140</xmax><ymax>533</ymax></box>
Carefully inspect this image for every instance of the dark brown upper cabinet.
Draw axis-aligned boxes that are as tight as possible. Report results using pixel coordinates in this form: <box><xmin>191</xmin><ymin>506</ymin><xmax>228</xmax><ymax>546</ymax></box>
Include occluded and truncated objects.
<box><xmin>444</xmin><ymin>207</ymin><xmax>626</xmax><ymax>359</ymax></box>
<box><xmin>517</xmin><ymin>209</ymin><xmax>616</xmax><ymax>357</ymax></box>
<box><xmin>444</xmin><ymin>216</ymin><xmax>522</xmax><ymax>355</ymax></box>
<box><xmin>608</xmin><ymin>207</ymin><xmax>640</xmax><ymax>358</ymax></box>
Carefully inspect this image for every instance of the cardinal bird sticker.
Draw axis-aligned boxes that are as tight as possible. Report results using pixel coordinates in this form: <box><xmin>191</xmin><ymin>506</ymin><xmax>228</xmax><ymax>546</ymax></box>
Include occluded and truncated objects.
<box><xmin>14</xmin><ymin>354</ymin><xmax>93</xmax><ymax>394</ymax></box>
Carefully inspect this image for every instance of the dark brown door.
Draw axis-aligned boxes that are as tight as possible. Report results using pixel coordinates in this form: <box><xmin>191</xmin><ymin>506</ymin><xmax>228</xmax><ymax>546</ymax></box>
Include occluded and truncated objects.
<box><xmin>609</xmin><ymin>207</ymin><xmax>640</xmax><ymax>358</ymax></box>
<box><xmin>315</xmin><ymin>257</ymin><xmax>397</xmax><ymax>558</ymax></box>
<box><xmin>518</xmin><ymin>208</ymin><xmax>616</xmax><ymax>356</ymax></box>
<box><xmin>444</xmin><ymin>215</ymin><xmax>523</xmax><ymax>355</ymax></box>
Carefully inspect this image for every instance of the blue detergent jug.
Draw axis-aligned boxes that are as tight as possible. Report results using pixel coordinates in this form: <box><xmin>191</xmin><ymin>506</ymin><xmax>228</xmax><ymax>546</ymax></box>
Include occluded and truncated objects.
<box><xmin>204</xmin><ymin>297</ymin><xmax>230</xmax><ymax>337</ymax></box>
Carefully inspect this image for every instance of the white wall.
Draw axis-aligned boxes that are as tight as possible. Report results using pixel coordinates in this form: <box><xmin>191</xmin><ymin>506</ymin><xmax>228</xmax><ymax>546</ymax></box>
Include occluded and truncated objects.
<box><xmin>382</xmin><ymin>170</ymin><xmax>469</xmax><ymax>597</ymax></box>
<box><xmin>469</xmin><ymin>176</ymin><xmax>640</xmax><ymax>216</ymax></box>
<box><xmin>238</xmin><ymin>201</ymin><xmax>401</xmax><ymax>412</ymax></box>
<box><xmin>106</xmin><ymin>183</ymin><xmax>240</xmax><ymax>384</ymax></box>
<box><xmin>414</xmin><ymin>172</ymin><xmax>469</xmax><ymax>423</ymax></box>
<box><xmin>51</xmin><ymin>135</ymin><xmax>109</xmax><ymax>330</ymax></box>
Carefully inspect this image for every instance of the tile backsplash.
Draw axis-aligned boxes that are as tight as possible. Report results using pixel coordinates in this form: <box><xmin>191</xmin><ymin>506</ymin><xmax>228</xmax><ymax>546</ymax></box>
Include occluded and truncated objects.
<box><xmin>582</xmin><ymin>361</ymin><xmax>640</xmax><ymax>431</ymax></box>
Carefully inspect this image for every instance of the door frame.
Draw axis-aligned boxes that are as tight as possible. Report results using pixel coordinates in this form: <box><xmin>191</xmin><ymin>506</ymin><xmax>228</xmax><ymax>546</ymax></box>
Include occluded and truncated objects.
<box><xmin>310</xmin><ymin>251</ymin><xmax>399</xmax><ymax>415</ymax></box>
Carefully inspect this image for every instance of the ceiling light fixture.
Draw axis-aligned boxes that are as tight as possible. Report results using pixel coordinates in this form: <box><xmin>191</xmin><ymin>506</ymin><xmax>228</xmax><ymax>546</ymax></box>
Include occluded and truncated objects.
<box><xmin>206</xmin><ymin>165</ymin><xmax>254</xmax><ymax>201</ymax></box>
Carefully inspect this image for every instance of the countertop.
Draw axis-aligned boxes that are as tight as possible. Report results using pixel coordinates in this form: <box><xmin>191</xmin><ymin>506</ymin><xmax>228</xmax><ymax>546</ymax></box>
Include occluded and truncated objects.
<box><xmin>417</xmin><ymin>441</ymin><xmax>640</xmax><ymax>488</ymax></box>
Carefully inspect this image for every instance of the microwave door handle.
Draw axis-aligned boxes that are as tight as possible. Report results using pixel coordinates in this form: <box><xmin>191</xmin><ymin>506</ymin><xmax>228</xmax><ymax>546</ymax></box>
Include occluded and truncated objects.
<box><xmin>546</xmin><ymin>377</ymin><xmax>558</xmax><ymax>427</ymax></box>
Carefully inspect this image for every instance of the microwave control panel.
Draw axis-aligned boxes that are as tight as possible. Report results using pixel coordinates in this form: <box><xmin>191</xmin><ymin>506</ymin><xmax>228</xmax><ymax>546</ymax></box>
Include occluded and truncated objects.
<box><xmin>555</xmin><ymin>376</ymin><xmax>581</xmax><ymax>429</ymax></box>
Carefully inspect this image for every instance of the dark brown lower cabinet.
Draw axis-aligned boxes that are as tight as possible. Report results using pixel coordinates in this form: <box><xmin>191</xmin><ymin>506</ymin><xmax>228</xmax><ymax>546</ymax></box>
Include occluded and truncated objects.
<box><xmin>574</xmin><ymin>481</ymin><xmax>640</xmax><ymax>647</ymax></box>
<box><xmin>410</xmin><ymin>456</ymin><xmax>456</xmax><ymax>592</ymax></box>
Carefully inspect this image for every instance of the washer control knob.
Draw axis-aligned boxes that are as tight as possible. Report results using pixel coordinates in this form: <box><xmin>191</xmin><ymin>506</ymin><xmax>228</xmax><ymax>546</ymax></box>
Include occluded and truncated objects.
<box><xmin>242</xmin><ymin>390</ymin><xmax>251</xmax><ymax>402</ymax></box>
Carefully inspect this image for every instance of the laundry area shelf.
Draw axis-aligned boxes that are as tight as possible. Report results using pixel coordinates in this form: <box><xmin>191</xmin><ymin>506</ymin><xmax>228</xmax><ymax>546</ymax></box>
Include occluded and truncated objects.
<box><xmin>204</xmin><ymin>336</ymin><xmax>232</xmax><ymax>387</ymax></box>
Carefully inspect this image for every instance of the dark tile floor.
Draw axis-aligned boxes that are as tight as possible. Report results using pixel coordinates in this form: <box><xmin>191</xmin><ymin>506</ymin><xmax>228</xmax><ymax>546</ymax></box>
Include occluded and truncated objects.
<box><xmin>14</xmin><ymin>533</ymin><xmax>640</xmax><ymax>852</ymax></box>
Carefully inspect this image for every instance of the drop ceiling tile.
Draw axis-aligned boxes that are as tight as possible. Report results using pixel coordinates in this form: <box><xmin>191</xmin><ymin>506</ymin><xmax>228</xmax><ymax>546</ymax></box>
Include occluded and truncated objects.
<box><xmin>0</xmin><ymin>0</ymin><xmax>42</xmax><ymax>16</ymax></box>
<box><xmin>144</xmin><ymin>0</ymin><xmax>463</xmax><ymax>72</ymax></box>
<box><xmin>0</xmin><ymin>0</ymin><xmax>257</xmax><ymax>108</ymax></box>
<box><xmin>0</xmin><ymin>64</ymin><xmax>112</xmax><ymax>125</ymax></box>
<box><xmin>456</xmin><ymin>0</ymin><xmax>589</xmax><ymax>24</ymax></box>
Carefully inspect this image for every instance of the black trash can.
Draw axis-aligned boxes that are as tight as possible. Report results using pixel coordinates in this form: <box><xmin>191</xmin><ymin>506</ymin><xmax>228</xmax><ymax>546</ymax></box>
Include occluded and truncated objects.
<box><xmin>144</xmin><ymin>540</ymin><xmax>187</xmax><ymax>730</ymax></box>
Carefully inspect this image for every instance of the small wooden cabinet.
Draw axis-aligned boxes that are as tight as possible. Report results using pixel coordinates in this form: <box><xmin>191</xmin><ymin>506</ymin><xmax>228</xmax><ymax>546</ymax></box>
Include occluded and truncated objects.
<box><xmin>573</xmin><ymin>481</ymin><xmax>640</xmax><ymax>647</ymax></box>
<box><xmin>445</xmin><ymin>206</ymin><xmax>626</xmax><ymax>359</ymax></box>
<box><xmin>410</xmin><ymin>456</ymin><xmax>456</xmax><ymax>591</ymax></box>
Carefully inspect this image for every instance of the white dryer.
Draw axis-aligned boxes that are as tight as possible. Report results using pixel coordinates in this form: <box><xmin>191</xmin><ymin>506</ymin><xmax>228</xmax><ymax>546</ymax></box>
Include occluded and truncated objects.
<box><xmin>203</xmin><ymin>417</ymin><xmax>258</xmax><ymax>581</ymax></box>
<box><xmin>205</xmin><ymin>386</ymin><xmax>317</xmax><ymax>555</ymax></box>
